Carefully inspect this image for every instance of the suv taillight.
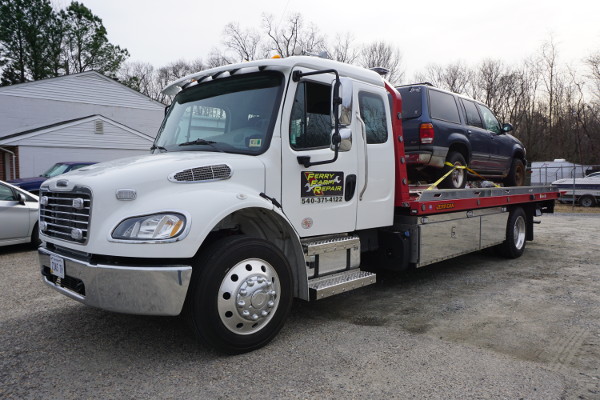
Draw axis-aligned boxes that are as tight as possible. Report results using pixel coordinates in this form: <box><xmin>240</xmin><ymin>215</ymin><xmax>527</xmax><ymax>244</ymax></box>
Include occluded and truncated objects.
<box><xmin>419</xmin><ymin>123</ymin><xmax>435</xmax><ymax>144</ymax></box>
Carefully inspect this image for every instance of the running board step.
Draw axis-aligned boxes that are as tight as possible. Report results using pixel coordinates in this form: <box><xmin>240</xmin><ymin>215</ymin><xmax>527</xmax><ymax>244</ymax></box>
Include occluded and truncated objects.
<box><xmin>308</xmin><ymin>270</ymin><xmax>376</xmax><ymax>300</ymax></box>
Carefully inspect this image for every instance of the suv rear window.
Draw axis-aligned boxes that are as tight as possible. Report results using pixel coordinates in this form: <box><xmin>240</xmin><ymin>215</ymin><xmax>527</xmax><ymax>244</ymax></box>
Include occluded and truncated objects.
<box><xmin>398</xmin><ymin>87</ymin><xmax>422</xmax><ymax>119</ymax></box>
<box><xmin>429</xmin><ymin>90</ymin><xmax>460</xmax><ymax>124</ymax></box>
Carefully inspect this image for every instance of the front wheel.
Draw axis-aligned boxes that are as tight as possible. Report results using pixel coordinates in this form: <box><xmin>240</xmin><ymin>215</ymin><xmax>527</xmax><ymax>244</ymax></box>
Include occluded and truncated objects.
<box><xmin>186</xmin><ymin>236</ymin><xmax>293</xmax><ymax>354</ymax></box>
<box><xmin>504</xmin><ymin>158</ymin><xmax>525</xmax><ymax>187</ymax></box>
<box><xmin>495</xmin><ymin>207</ymin><xmax>527</xmax><ymax>258</ymax></box>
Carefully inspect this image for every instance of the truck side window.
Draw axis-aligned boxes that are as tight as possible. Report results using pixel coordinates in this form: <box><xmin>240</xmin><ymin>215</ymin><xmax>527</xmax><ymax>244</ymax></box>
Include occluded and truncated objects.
<box><xmin>359</xmin><ymin>92</ymin><xmax>388</xmax><ymax>144</ymax></box>
<box><xmin>461</xmin><ymin>99</ymin><xmax>484</xmax><ymax>128</ymax></box>
<box><xmin>290</xmin><ymin>81</ymin><xmax>332</xmax><ymax>150</ymax></box>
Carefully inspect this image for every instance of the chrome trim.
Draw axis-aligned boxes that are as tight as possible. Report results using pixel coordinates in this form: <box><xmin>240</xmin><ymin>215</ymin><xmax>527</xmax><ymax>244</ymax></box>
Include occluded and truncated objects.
<box><xmin>39</xmin><ymin>247</ymin><xmax>192</xmax><ymax>316</ymax></box>
<box><xmin>108</xmin><ymin>209</ymin><xmax>192</xmax><ymax>244</ymax></box>
<box><xmin>356</xmin><ymin>113</ymin><xmax>368</xmax><ymax>200</ymax></box>
<box><xmin>168</xmin><ymin>164</ymin><xmax>232</xmax><ymax>183</ymax></box>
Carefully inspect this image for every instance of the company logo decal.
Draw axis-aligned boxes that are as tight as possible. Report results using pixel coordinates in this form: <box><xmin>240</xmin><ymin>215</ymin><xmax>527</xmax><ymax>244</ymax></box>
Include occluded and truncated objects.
<box><xmin>301</xmin><ymin>171</ymin><xmax>344</xmax><ymax>204</ymax></box>
<box><xmin>435</xmin><ymin>202</ymin><xmax>455</xmax><ymax>210</ymax></box>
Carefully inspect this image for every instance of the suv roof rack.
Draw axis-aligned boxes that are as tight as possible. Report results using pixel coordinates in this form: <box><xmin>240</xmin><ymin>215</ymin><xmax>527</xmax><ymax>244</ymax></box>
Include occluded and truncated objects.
<box><xmin>396</xmin><ymin>82</ymin><xmax>435</xmax><ymax>87</ymax></box>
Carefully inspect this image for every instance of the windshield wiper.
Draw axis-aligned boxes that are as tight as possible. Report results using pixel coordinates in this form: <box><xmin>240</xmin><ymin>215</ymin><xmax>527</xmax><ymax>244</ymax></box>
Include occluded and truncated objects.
<box><xmin>150</xmin><ymin>145</ymin><xmax>168</xmax><ymax>153</ymax></box>
<box><xmin>178</xmin><ymin>139</ymin><xmax>224</xmax><ymax>152</ymax></box>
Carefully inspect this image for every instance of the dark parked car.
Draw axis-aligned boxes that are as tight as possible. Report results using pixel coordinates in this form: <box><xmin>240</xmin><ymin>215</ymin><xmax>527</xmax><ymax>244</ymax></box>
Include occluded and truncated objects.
<box><xmin>397</xmin><ymin>83</ymin><xmax>526</xmax><ymax>188</ymax></box>
<box><xmin>8</xmin><ymin>162</ymin><xmax>96</xmax><ymax>194</ymax></box>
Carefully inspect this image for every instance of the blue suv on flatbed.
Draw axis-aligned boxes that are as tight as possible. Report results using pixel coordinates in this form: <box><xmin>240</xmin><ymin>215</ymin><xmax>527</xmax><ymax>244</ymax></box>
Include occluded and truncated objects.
<box><xmin>397</xmin><ymin>83</ymin><xmax>526</xmax><ymax>188</ymax></box>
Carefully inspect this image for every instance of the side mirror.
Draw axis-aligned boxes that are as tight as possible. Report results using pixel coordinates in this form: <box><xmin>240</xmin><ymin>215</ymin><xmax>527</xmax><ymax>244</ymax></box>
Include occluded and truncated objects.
<box><xmin>331</xmin><ymin>128</ymin><xmax>352</xmax><ymax>152</ymax></box>
<box><xmin>502</xmin><ymin>123</ymin><xmax>513</xmax><ymax>133</ymax></box>
<box><xmin>18</xmin><ymin>193</ymin><xmax>26</xmax><ymax>205</ymax></box>
<box><xmin>331</xmin><ymin>77</ymin><xmax>353</xmax><ymax>127</ymax></box>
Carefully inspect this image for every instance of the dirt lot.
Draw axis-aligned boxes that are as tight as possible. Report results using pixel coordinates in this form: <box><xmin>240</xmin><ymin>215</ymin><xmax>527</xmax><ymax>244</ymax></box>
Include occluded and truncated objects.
<box><xmin>1</xmin><ymin>211</ymin><xmax>599</xmax><ymax>399</ymax></box>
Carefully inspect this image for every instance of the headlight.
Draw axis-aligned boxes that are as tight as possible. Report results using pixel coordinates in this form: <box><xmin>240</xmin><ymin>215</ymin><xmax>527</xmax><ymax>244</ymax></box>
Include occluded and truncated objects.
<box><xmin>112</xmin><ymin>213</ymin><xmax>186</xmax><ymax>241</ymax></box>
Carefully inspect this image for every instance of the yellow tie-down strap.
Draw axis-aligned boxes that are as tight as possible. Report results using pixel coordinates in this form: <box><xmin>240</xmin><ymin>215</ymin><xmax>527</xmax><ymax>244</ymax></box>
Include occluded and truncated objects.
<box><xmin>426</xmin><ymin>162</ymin><xmax>501</xmax><ymax>190</ymax></box>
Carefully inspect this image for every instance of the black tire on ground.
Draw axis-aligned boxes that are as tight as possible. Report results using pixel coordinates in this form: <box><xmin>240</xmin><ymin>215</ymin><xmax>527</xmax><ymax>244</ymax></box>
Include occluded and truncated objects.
<box><xmin>495</xmin><ymin>207</ymin><xmax>527</xmax><ymax>259</ymax></box>
<box><xmin>503</xmin><ymin>158</ymin><xmax>525</xmax><ymax>187</ymax></box>
<box><xmin>30</xmin><ymin>223</ymin><xmax>40</xmax><ymax>248</ymax></box>
<box><xmin>439</xmin><ymin>151</ymin><xmax>467</xmax><ymax>189</ymax></box>
<box><xmin>186</xmin><ymin>236</ymin><xmax>293</xmax><ymax>354</ymax></box>
<box><xmin>579</xmin><ymin>195</ymin><xmax>595</xmax><ymax>208</ymax></box>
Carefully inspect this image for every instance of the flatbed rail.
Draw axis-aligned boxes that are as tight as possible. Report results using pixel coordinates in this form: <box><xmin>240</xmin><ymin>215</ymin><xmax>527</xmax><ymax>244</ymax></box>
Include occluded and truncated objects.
<box><xmin>399</xmin><ymin>185</ymin><xmax>560</xmax><ymax>215</ymax></box>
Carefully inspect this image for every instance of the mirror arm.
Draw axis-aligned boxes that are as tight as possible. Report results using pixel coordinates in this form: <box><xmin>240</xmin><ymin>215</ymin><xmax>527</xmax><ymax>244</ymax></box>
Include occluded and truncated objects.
<box><xmin>294</xmin><ymin>69</ymin><xmax>342</xmax><ymax>168</ymax></box>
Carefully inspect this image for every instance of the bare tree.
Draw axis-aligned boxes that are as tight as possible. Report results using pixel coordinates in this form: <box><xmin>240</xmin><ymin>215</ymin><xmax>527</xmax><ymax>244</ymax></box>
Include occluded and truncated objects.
<box><xmin>262</xmin><ymin>13</ymin><xmax>326</xmax><ymax>57</ymax></box>
<box><xmin>223</xmin><ymin>22</ymin><xmax>263</xmax><ymax>62</ymax></box>
<box><xmin>359</xmin><ymin>41</ymin><xmax>404</xmax><ymax>85</ymax></box>
<box><xmin>585</xmin><ymin>51</ymin><xmax>600</xmax><ymax>102</ymax></box>
<box><xmin>327</xmin><ymin>32</ymin><xmax>359</xmax><ymax>64</ymax></box>
<box><xmin>415</xmin><ymin>61</ymin><xmax>473</xmax><ymax>95</ymax></box>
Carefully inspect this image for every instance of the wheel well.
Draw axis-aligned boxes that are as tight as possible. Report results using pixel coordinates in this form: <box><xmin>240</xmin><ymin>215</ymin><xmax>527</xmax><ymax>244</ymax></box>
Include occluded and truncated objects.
<box><xmin>448</xmin><ymin>143</ymin><xmax>469</xmax><ymax>164</ymax></box>
<box><xmin>196</xmin><ymin>208</ymin><xmax>307</xmax><ymax>300</ymax></box>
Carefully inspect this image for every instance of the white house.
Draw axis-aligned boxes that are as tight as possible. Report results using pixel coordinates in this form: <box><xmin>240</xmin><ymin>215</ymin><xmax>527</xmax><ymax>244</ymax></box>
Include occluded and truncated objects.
<box><xmin>0</xmin><ymin>71</ymin><xmax>165</xmax><ymax>180</ymax></box>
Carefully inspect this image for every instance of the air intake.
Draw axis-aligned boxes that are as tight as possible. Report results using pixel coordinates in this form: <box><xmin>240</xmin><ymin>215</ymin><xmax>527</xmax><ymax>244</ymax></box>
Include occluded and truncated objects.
<box><xmin>168</xmin><ymin>164</ymin><xmax>232</xmax><ymax>183</ymax></box>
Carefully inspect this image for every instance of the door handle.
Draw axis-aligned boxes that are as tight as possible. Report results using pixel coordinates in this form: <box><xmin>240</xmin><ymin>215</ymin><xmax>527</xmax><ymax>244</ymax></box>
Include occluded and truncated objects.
<box><xmin>345</xmin><ymin>175</ymin><xmax>357</xmax><ymax>201</ymax></box>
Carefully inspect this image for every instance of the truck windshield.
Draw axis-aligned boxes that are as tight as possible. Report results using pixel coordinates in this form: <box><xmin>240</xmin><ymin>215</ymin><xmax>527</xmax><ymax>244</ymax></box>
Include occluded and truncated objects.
<box><xmin>154</xmin><ymin>72</ymin><xmax>284</xmax><ymax>155</ymax></box>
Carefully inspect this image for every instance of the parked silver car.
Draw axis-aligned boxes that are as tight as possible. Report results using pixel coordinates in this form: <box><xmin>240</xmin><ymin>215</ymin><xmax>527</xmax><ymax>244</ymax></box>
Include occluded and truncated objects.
<box><xmin>0</xmin><ymin>180</ymin><xmax>39</xmax><ymax>247</ymax></box>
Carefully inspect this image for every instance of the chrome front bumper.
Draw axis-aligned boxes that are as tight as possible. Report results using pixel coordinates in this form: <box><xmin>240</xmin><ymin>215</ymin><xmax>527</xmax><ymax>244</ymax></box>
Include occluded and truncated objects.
<box><xmin>39</xmin><ymin>247</ymin><xmax>192</xmax><ymax>316</ymax></box>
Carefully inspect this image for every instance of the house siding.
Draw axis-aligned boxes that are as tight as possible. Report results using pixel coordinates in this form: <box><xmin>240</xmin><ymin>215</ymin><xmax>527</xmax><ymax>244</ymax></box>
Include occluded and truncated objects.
<box><xmin>18</xmin><ymin>146</ymin><xmax>148</xmax><ymax>177</ymax></box>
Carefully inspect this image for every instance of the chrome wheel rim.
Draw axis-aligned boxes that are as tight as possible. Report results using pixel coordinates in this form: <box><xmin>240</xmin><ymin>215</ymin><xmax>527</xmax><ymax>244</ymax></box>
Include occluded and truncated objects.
<box><xmin>217</xmin><ymin>258</ymin><xmax>280</xmax><ymax>335</ymax></box>
<box><xmin>451</xmin><ymin>162</ymin><xmax>465</xmax><ymax>188</ymax></box>
<box><xmin>513</xmin><ymin>215</ymin><xmax>526</xmax><ymax>250</ymax></box>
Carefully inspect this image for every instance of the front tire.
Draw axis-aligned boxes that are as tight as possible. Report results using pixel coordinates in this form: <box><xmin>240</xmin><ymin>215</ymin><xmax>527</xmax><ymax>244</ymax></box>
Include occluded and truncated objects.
<box><xmin>496</xmin><ymin>207</ymin><xmax>527</xmax><ymax>258</ymax></box>
<box><xmin>187</xmin><ymin>236</ymin><xmax>293</xmax><ymax>354</ymax></box>
<box><xmin>504</xmin><ymin>158</ymin><xmax>525</xmax><ymax>187</ymax></box>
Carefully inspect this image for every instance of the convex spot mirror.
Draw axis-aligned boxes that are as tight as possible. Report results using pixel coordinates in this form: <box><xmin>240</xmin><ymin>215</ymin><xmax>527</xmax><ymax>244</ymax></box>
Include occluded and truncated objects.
<box><xmin>331</xmin><ymin>128</ymin><xmax>352</xmax><ymax>152</ymax></box>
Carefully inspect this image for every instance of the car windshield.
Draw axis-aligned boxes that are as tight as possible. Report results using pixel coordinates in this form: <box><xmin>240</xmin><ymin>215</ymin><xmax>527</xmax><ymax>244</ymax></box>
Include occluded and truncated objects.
<box><xmin>154</xmin><ymin>72</ymin><xmax>284</xmax><ymax>155</ymax></box>
<box><xmin>41</xmin><ymin>163</ymin><xmax>70</xmax><ymax>178</ymax></box>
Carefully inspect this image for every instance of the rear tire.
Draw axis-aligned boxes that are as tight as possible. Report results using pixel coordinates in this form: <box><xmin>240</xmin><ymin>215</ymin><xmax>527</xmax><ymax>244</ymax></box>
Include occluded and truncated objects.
<box><xmin>495</xmin><ymin>207</ymin><xmax>527</xmax><ymax>258</ymax></box>
<box><xmin>504</xmin><ymin>158</ymin><xmax>525</xmax><ymax>187</ymax></box>
<box><xmin>439</xmin><ymin>151</ymin><xmax>467</xmax><ymax>189</ymax></box>
<box><xmin>186</xmin><ymin>236</ymin><xmax>293</xmax><ymax>354</ymax></box>
<box><xmin>579</xmin><ymin>195</ymin><xmax>595</xmax><ymax>208</ymax></box>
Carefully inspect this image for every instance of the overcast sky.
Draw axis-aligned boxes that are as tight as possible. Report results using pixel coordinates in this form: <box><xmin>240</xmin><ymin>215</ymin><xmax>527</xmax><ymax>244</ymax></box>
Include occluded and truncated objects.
<box><xmin>63</xmin><ymin>0</ymin><xmax>600</xmax><ymax>80</ymax></box>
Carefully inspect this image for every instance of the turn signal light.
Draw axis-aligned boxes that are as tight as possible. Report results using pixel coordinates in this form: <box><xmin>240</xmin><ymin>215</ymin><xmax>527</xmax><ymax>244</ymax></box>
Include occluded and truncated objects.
<box><xmin>419</xmin><ymin>123</ymin><xmax>435</xmax><ymax>144</ymax></box>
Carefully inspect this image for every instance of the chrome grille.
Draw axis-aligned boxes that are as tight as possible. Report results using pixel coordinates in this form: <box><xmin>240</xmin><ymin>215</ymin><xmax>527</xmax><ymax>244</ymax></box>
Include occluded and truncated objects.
<box><xmin>169</xmin><ymin>164</ymin><xmax>232</xmax><ymax>183</ymax></box>
<box><xmin>39</xmin><ymin>188</ymin><xmax>91</xmax><ymax>244</ymax></box>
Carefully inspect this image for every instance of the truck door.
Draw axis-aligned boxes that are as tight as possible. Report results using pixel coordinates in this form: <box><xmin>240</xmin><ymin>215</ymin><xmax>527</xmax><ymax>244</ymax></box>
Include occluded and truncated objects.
<box><xmin>280</xmin><ymin>70</ymin><xmax>358</xmax><ymax>237</ymax></box>
<box><xmin>354</xmin><ymin>84</ymin><xmax>395</xmax><ymax>230</ymax></box>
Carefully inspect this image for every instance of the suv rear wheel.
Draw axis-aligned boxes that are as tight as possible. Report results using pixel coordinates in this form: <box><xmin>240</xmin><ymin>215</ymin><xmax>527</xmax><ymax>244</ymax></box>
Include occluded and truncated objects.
<box><xmin>439</xmin><ymin>151</ymin><xmax>467</xmax><ymax>189</ymax></box>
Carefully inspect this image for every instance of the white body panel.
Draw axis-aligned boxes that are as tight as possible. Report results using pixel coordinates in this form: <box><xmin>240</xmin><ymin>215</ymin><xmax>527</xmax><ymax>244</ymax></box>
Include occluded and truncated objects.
<box><xmin>40</xmin><ymin>152</ymin><xmax>274</xmax><ymax>258</ymax></box>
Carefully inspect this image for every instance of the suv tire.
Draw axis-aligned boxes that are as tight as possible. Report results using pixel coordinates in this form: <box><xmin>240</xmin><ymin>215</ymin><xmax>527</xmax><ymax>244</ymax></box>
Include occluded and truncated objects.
<box><xmin>439</xmin><ymin>151</ymin><xmax>467</xmax><ymax>189</ymax></box>
<box><xmin>504</xmin><ymin>158</ymin><xmax>525</xmax><ymax>187</ymax></box>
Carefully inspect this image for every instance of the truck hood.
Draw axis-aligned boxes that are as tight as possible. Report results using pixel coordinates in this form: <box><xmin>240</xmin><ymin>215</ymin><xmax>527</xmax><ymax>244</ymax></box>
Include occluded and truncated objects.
<box><xmin>41</xmin><ymin>152</ymin><xmax>266</xmax><ymax>194</ymax></box>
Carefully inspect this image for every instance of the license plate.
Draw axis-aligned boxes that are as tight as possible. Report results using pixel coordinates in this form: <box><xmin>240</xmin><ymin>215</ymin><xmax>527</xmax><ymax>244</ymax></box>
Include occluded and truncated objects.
<box><xmin>50</xmin><ymin>255</ymin><xmax>65</xmax><ymax>279</ymax></box>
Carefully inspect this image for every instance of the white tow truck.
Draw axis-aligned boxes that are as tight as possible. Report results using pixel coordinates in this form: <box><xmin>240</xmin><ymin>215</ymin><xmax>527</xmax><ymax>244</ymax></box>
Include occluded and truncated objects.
<box><xmin>38</xmin><ymin>56</ymin><xmax>559</xmax><ymax>353</ymax></box>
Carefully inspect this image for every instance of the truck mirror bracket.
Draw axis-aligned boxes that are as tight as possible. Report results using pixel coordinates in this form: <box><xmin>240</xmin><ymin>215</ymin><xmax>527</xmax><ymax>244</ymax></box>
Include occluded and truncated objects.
<box><xmin>293</xmin><ymin>69</ymin><xmax>342</xmax><ymax>168</ymax></box>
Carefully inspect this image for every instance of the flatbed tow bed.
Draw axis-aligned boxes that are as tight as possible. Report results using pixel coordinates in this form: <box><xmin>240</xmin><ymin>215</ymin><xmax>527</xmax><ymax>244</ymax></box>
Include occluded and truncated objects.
<box><xmin>403</xmin><ymin>186</ymin><xmax>560</xmax><ymax>215</ymax></box>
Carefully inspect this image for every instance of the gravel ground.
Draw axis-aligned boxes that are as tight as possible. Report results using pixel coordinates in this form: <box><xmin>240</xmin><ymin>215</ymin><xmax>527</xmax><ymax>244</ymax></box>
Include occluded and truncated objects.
<box><xmin>1</xmin><ymin>212</ymin><xmax>599</xmax><ymax>399</ymax></box>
